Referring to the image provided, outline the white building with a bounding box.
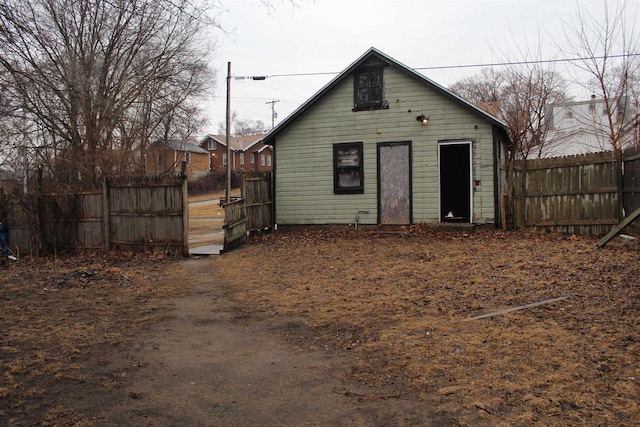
[542,96,636,158]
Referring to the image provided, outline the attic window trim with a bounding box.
[352,66,386,112]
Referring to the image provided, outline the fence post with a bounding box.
[181,174,189,256]
[615,149,624,223]
[102,177,111,250]
[241,171,246,199]
[519,159,527,230]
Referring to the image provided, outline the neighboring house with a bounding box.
[263,47,510,228]
[199,134,272,172]
[146,139,210,179]
[542,96,635,158]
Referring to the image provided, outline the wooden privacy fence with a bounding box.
[3,175,188,255]
[223,171,273,250]
[510,149,640,235]
[623,146,640,215]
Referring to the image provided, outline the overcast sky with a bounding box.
[202,0,638,136]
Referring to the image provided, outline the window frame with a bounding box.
[239,152,244,165]
[333,142,364,194]
[266,154,271,167]
[207,140,216,150]
[353,67,384,111]
[250,153,255,164]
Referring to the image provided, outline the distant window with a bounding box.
[250,153,255,164]
[565,110,573,118]
[353,67,383,110]
[223,153,227,165]
[334,142,363,194]
[207,140,216,150]
[260,154,265,166]
[240,152,244,165]
[267,155,271,167]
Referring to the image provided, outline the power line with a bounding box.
[414,53,640,71]
[259,53,640,78]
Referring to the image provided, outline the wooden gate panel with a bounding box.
[223,199,246,249]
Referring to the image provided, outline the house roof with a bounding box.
[155,139,209,154]
[263,47,507,145]
[200,134,266,152]
[255,145,272,154]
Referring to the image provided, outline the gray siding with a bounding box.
[275,66,496,225]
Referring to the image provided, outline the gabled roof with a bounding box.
[254,145,272,154]
[201,134,266,152]
[263,47,507,145]
[152,139,209,154]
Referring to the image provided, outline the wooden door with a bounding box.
[378,142,412,225]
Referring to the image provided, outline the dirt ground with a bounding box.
[1,226,639,426]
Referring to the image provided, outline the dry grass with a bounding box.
[2,227,638,426]
[0,252,185,426]
[187,190,226,203]
[189,202,225,220]
[211,227,640,426]
[188,190,240,220]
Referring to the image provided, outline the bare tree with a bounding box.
[218,111,267,136]
[560,0,640,152]
[0,0,219,189]
[450,67,569,160]
[450,58,569,229]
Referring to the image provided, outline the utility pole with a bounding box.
[225,70,269,203]
[225,62,231,203]
[266,99,280,129]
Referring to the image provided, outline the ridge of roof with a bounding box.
[157,139,209,154]
[200,133,266,151]
[263,47,507,144]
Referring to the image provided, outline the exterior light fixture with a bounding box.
[416,114,429,125]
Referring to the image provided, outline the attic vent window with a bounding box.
[353,67,383,111]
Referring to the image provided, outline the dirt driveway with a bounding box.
[81,258,448,426]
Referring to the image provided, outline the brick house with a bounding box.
[199,134,272,172]
[146,139,210,179]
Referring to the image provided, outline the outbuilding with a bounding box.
[263,48,510,228]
